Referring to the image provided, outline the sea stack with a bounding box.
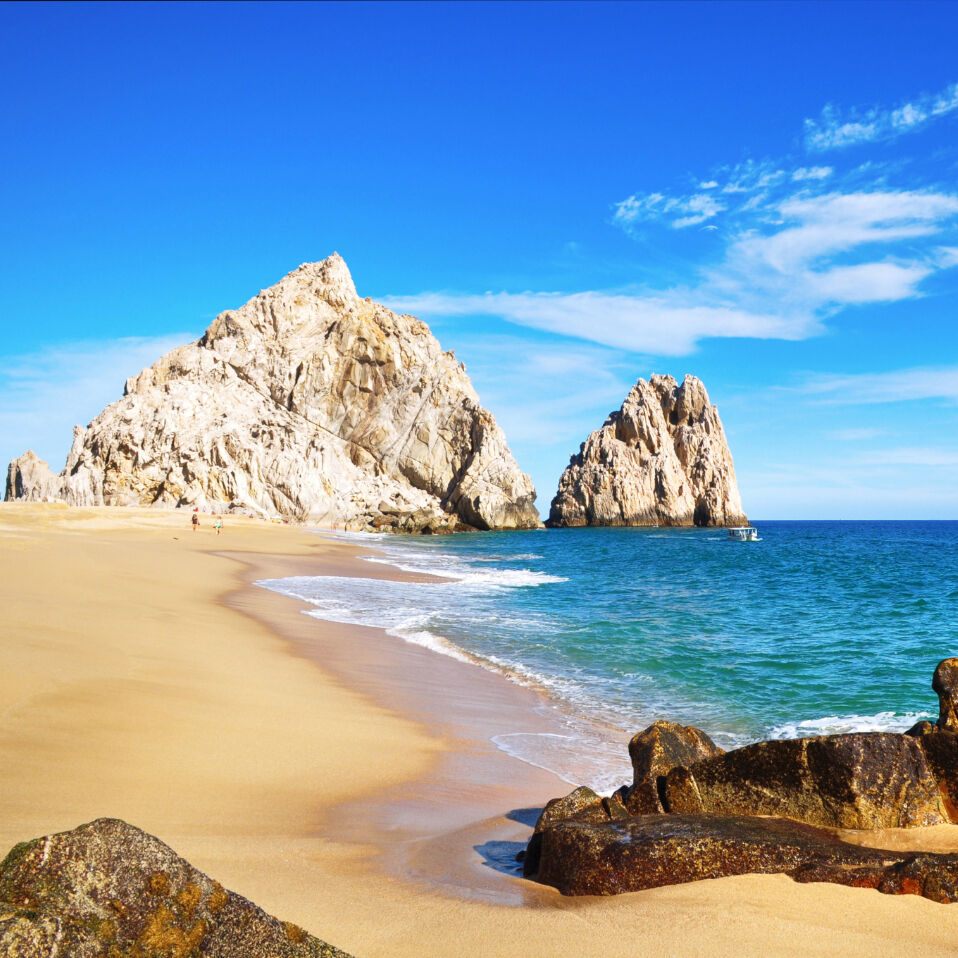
[548,374,746,527]
[4,255,541,532]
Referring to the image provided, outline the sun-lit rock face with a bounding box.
[548,374,746,527]
[5,255,541,531]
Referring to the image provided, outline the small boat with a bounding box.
[727,526,759,542]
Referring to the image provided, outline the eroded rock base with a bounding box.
[532,814,958,900]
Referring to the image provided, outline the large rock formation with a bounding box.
[0,818,351,956]
[548,374,746,527]
[4,255,541,532]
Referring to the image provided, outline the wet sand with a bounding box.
[4,502,958,956]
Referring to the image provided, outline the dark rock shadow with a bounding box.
[474,807,542,877]
[505,806,542,827]
[474,840,526,877]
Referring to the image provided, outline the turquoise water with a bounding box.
[259,521,958,789]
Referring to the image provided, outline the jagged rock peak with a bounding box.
[548,373,747,528]
[5,254,541,532]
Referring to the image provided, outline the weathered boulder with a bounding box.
[4,451,61,503]
[531,813,958,900]
[548,374,747,527]
[663,733,947,829]
[0,818,351,957]
[623,720,724,815]
[4,255,542,533]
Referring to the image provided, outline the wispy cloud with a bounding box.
[857,446,958,467]
[0,334,193,471]
[386,83,958,361]
[613,190,726,230]
[386,290,813,356]
[826,428,884,442]
[804,81,958,152]
[802,365,958,404]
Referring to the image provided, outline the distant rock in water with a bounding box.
[0,818,351,956]
[4,254,541,532]
[548,373,747,527]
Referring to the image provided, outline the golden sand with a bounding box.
[2,502,958,956]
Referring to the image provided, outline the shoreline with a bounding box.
[6,504,958,955]
[224,535,602,904]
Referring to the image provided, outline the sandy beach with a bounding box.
[3,503,958,956]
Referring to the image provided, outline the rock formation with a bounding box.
[4,255,541,532]
[5,450,62,503]
[548,374,747,527]
[532,813,958,900]
[663,732,948,828]
[0,818,351,956]
[523,657,958,900]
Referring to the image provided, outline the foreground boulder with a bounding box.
[533,814,958,900]
[0,818,351,957]
[4,254,541,533]
[548,374,747,527]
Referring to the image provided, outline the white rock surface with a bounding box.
[5,255,541,531]
[5,451,63,503]
[548,374,747,527]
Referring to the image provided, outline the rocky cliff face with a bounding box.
[5,255,541,531]
[548,374,746,527]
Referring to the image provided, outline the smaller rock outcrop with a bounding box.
[0,818,351,957]
[5,451,61,503]
[548,374,747,527]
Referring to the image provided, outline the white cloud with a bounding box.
[805,81,958,152]
[390,86,958,365]
[792,166,833,181]
[0,334,194,472]
[614,190,725,230]
[858,446,958,467]
[805,261,932,303]
[392,187,958,358]
[385,290,814,356]
[802,365,958,404]
[936,246,958,268]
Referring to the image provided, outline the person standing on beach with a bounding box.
[214,516,223,536]
[191,513,199,533]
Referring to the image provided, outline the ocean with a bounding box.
[258,521,958,793]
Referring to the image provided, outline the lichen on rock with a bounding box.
[0,818,352,956]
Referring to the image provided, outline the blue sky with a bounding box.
[2,1,958,518]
